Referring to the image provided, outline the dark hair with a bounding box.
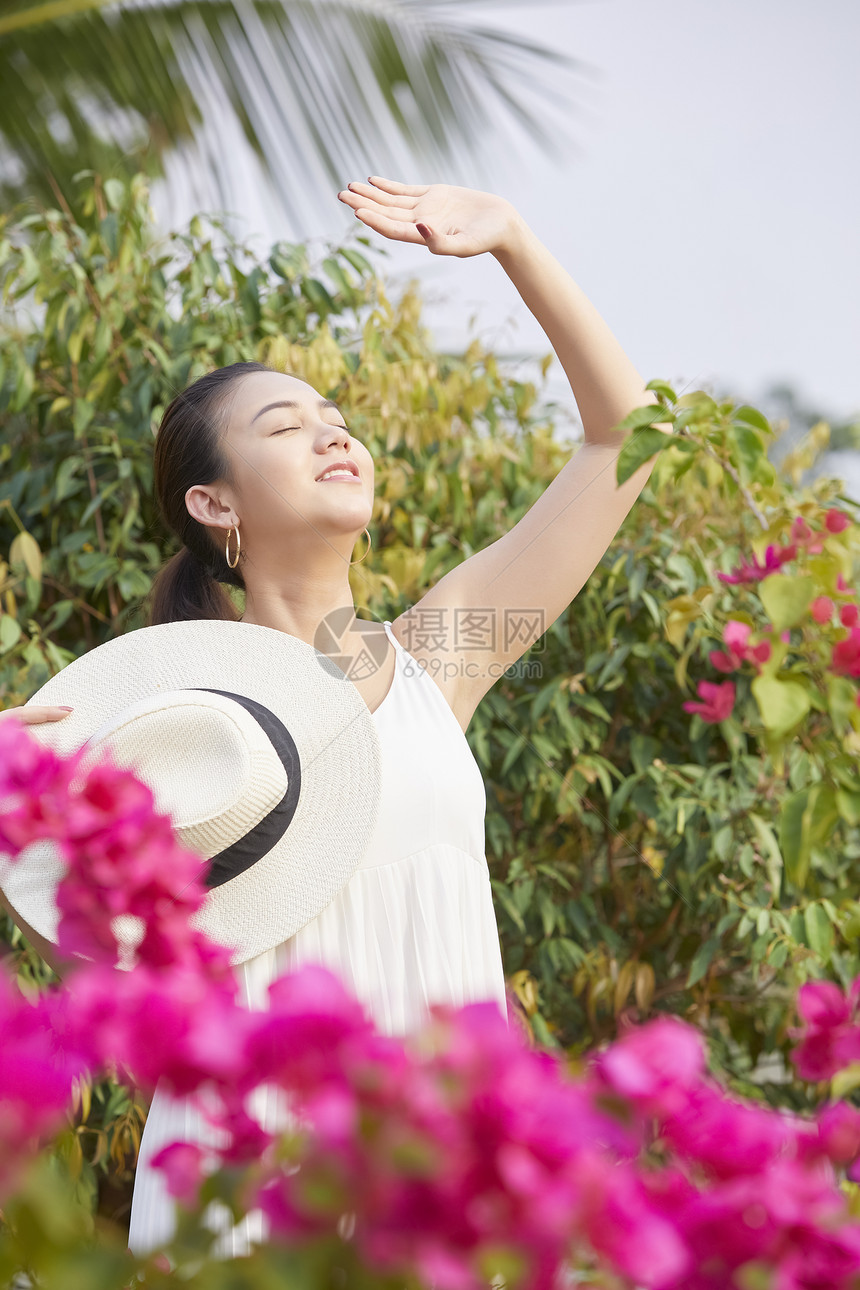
[145,361,272,625]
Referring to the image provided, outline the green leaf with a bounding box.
[749,812,783,902]
[751,673,811,738]
[780,790,812,888]
[687,936,719,987]
[645,378,677,404]
[616,425,670,485]
[340,247,373,277]
[103,178,125,211]
[0,615,22,652]
[734,405,772,434]
[9,531,42,582]
[491,882,526,934]
[54,455,84,504]
[730,423,765,484]
[780,785,838,889]
[615,404,670,434]
[804,903,834,962]
[827,675,858,734]
[537,889,557,939]
[836,788,860,827]
[758,574,815,632]
[500,732,528,776]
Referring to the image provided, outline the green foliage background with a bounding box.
[2,173,860,1251]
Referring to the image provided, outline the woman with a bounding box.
[0,176,669,1259]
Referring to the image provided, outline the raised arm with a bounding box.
[338,178,672,705]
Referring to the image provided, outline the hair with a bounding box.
[145,361,272,626]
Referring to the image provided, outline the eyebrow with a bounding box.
[251,398,342,424]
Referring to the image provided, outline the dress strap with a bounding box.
[382,620,405,653]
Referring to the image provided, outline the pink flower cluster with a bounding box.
[682,679,735,724]
[595,1016,860,1288]
[683,619,776,722]
[791,977,860,1082]
[717,543,795,586]
[0,717,235,977]
[6,718,860,1287]
[709,620,771,674]
[0,969,83,1200]
[717,510,851,587]
[688,508,857,725]
[245,982,692,1289]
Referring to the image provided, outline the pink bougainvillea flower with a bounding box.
[723,620,752,653]
[0,969,83,1202]
[710,621,772,675]
[812,596,835,624]
[816,1102,860,1171]
[718,544,795,585]
[150,1140,210,1206]
[575,1151,690,1289]
[11,709,860,1290]
[791,515,826,554]
[682,680,736,723]
[709,621,750,673]
[708,650,737,673]
[826,509,851,534]
[663,1082,794,1180]
[841,604,859,628]
[831,628,860,679]
[596,1016,705,1119]
[791,978,860,1082]
[799,979,856,1028]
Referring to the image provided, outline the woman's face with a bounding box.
[208,370,374,560]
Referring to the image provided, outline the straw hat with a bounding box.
[0,620,382,966]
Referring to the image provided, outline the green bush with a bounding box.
[2,172,860,1240]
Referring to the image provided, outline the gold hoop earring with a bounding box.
[349,527,372,566]
[225,525,241,569]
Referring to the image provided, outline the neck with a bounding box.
[240,576,364,648]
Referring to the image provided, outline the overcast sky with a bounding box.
[154,0,860,435]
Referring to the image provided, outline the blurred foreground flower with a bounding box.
[5,717,860,1288]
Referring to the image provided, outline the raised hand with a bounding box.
[337,177,524,258]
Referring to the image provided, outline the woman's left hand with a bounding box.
[337,177,524,258]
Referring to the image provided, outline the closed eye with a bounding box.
[271,425,351,435]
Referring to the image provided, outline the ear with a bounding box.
[184,484,236,529]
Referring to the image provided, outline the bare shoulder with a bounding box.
[388,589,485,735]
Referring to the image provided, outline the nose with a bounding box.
[320,422,350,452]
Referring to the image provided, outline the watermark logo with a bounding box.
[313,606,546,686]
[397,607,546,656]
[313,606,389,683]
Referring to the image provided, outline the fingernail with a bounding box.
[416,223,432,240]
[58,706,74,712]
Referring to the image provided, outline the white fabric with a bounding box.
[127,620,508,1259]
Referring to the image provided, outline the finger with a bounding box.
[16,706,74,724]
[352,207,426,244]
[343,181,417,210]
[367,175,428,199]
[338,191,417,224]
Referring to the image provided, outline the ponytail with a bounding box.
[143,361,271,626]
[145,546,239,626]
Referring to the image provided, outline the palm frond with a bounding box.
[0,0,588,228]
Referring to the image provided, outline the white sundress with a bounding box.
[126,618,510,1259]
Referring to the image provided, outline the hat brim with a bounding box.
[0,621,382,965]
